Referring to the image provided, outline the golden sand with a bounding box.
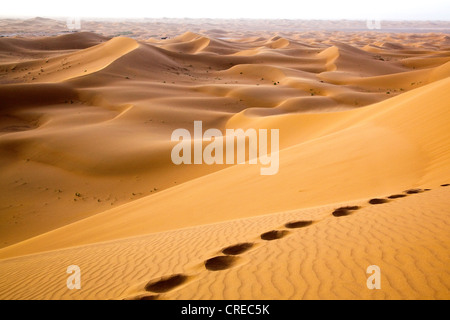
[0,19,449,299]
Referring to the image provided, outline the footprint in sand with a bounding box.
[441,184,450,187]
[284,220,313,229]
[260,230,289,241]
[222,243,254,256]
[368,198,389,205]
[144,274,190,293]
[332,206,360,217]
[205,256,239,271]
[388,194,407,199]
[404,189,425,194]
[126,294,160,300]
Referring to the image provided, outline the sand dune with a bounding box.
[0,36,138,83]
[0,186,448,300]
[0,20,449,300]
[161,32,211,54]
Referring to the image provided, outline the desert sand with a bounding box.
[0,18,449,300]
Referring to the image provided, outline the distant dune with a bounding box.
[0,19,449,300]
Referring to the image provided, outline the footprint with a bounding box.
[405,189,424,194]
[284,220,313,229]
[205,256,239,271]
[222,243,254,255]
[138,295,160,300]
[332,206,360,217]
[145,274,189,293]
[125,294,160,300]
[260,230,289,241]
[388,194,407,199]
[441,184,450,187]
[368,198,389,205]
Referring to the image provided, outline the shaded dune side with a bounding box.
[0,83,78,108]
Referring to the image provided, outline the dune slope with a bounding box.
[0,185,448,300]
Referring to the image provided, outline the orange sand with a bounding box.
[0,18,449,300]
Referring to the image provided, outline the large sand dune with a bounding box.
[0,20,449,300]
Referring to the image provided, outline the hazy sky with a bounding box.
[2,0,450,20]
